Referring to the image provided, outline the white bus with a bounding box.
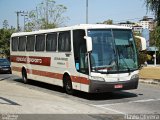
[10,24,143,94]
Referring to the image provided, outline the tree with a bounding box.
[27,0,68,31]
[145,0,160,26]
[3,20,9,29]
[103,19,113,25]
[153,26,160,53]
[0,23,15,58]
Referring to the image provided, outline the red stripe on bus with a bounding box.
[71,76,90,85]
[12,66,90,85]
[10,56,51,66]
[29,69,63,80]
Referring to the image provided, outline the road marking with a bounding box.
[90,98,160,115]
[130,99,155,103]
[93,98,160,107]
[92,104,125,114]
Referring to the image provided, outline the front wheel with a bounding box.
[64,76,74,95]
[22,69,28,84]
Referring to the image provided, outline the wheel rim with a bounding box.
[65,76,73,94]
[66,80,71,91]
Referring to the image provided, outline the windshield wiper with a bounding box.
[120,54,131,75]
[117,48,131,75]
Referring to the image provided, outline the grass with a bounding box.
[139,66,160,80]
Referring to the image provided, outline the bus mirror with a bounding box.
[84,36,92,52]
[135,36,146,51]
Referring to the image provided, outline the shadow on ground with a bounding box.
[13,78,137,101]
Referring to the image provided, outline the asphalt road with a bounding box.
[0,74,160,120]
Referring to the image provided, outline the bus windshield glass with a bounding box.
[88,29,138,73]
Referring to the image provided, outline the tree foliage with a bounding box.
[154,26,160,54]
[103,19,113,25]
[145,0,160,26]
[26,0,68,31]
[0,20,16,58]
[3,20,9,29]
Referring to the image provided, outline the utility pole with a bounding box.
[86,0,88,24]
[16,11,24,31]
[21,12,28,31]
[154,41,157,66]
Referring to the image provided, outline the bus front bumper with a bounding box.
[89,78,139,93]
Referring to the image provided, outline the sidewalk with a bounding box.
[139,66,160,85]
[139,79,160,85]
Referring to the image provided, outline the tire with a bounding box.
[64,75,74,95]
[9,69,12,74]
[22,69,28,84]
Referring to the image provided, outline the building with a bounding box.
[118,22,143,34]
[118,21,135,29]
[138,16,155,31]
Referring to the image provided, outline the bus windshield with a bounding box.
[88,29,138,73]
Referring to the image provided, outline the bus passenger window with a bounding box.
[18,36,26,51]
[12,37,19,51]
[58,31,71,52]
[26,35,35,51]
[46,33,57,51]
[35,34,45,51]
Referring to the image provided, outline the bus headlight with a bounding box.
[89,76,105,81]
[131,74,139,80]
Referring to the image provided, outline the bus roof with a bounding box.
[11,24,131,37]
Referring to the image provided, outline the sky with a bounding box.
[0,0,154,29]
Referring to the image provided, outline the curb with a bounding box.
[139,79,160,85]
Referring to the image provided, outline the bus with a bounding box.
[10,24,145,94]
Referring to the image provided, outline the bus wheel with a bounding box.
[22,69,28,84]
[64,75,74,95]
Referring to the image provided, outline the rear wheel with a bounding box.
[64,75,74,95]
[22,69,28,84]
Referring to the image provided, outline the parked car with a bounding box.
[0,58,12,74]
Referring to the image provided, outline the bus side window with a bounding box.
[46,33,57,51]
[73,30,89,75]
[58,31,71,52]
[18,36,26,51]
[12,37,19,51]
[26,35,35,51]
[35,34,45,51]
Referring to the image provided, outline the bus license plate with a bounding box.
[114,84,123,89]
